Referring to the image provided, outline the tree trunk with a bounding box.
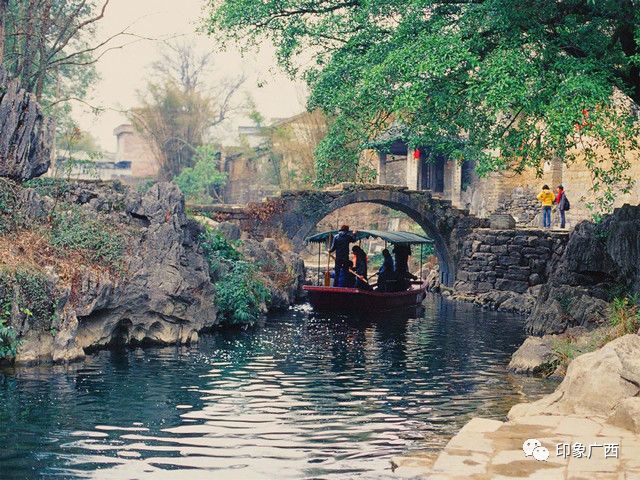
[0,0,8,66]
[35,0,51,99]
[19,0,39,91]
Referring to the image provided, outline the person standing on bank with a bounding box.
[555,185,570,229]
[537,185,554,229]
[329,225,357,287]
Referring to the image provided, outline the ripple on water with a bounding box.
[0,294,558,479]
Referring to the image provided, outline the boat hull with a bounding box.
[303,283,428,314]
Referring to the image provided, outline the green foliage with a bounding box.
[0,179,20,234]
[0,269,57,359]
[207,0,640,212]
[49,207,124,267]
[175,145,228,203]
[200,228,242,264]
[2,0,101,127]
[555,293,575,315]
[23,177,70,199]
[213,262,272,326]
[551,293,640,373]
[137,180,156,194]
[0,286,19,359]
[551,335,600,369]
[199,228,271,326]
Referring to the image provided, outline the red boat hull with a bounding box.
[303,283,428,314]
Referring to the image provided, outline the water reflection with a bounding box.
[0,295,556,479]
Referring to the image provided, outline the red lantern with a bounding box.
[413,148,421,159]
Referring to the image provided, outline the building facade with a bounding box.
[369,138,640,226]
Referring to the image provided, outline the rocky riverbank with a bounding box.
[0,179,304,365]
[395,333,640,479]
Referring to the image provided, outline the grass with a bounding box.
[550,293,640,375]
[49,206,124,268]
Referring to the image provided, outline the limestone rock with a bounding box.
[489,213,516,229]
[240,237,305,310]
[12,181,218,364]
[216,221,241,240]
[526,284,609,335]
[0,68,53,181]
[526,204,640,334]
[508,334,640,419]
[508,336,556,374]
[607,397,640,434]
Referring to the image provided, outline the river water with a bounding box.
[0,295,556,479]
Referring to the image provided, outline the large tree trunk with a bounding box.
[35,0,51,98]
[19,0,38,91]
[0,0,8,66]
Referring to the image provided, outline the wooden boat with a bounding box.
[303,229,433,314]
[303,282,428,314]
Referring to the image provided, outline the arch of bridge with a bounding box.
[279,187,469,286]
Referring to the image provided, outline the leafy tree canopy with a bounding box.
[206,0,640,211]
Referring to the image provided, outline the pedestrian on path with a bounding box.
[555,185,570,229]
[537,185,554,228]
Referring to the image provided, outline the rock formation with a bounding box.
[526,204,640,335]
[1,180,306,365]
[508,333,640,419]
[0,67,53,181]
[12,182,217,364]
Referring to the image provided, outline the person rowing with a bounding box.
[351,245,370,290]
[328,225,357,287]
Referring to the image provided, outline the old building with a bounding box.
[368,133,640,226]
[113,124,159,178]
[221,111,327,204]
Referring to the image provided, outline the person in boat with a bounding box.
[329,225,357,287]
[351,245,370,290]
[393,244,418,291]
[376,249,395,292]
[339,260,357,288]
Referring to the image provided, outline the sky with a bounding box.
[75,0,306,151]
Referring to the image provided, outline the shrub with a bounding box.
[0,289,19,358]
[175,146,227,203]
[199,228,271,326]
[49,207,124,267]
[22,177,70,198]
[0,269,56,359]
[214,262,271,326]
[200,228,241,264]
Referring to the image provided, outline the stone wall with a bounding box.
[454,228,570,312]
[493,186,542,226]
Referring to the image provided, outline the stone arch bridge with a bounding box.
[191,185,488,286]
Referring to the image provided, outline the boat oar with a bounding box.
[349,269,370,285]
[328,253,370,286]
[324,237,333,286]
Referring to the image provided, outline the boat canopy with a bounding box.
[305,229,433,245]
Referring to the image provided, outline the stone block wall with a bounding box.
[493,187,541,226]
[455,229,569,297]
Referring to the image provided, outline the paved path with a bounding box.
[394,415,640,479]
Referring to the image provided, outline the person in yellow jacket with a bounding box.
[537,185,555,228]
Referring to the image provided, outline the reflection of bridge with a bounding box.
[190,184,488,286]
